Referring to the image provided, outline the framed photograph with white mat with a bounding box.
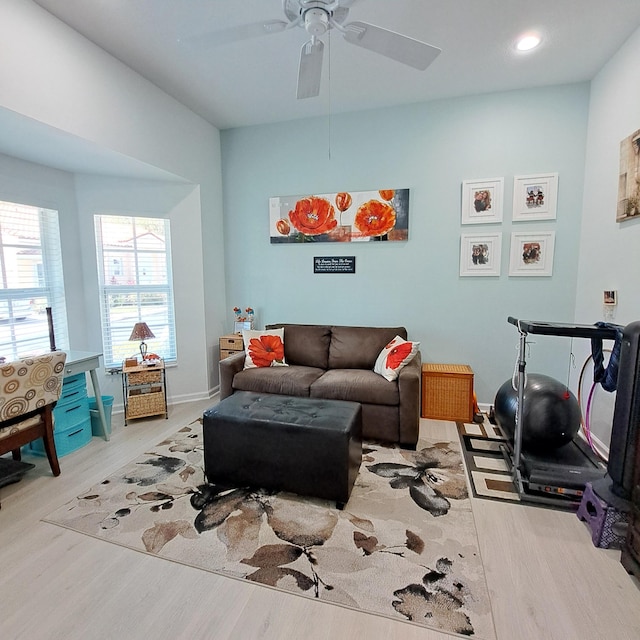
[512,173,558,221]
[460,233,502,276]
[461,178,504,224]
[508,231,555,276]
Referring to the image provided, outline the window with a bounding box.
[0,200,68,360]
[94,215,176,368]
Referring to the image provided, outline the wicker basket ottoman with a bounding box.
[203,391,362,508]
[421,363,474,422]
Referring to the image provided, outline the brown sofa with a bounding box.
[219,323,421,448]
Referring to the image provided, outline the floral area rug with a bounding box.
[44,420,496,639]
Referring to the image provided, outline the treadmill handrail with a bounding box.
[507,317,621,340]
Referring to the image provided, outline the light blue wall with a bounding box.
[221,83,591,402]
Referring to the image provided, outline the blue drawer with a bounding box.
[30,417,92,458]
[29,372,92,458]
[56,386,88,410]
[58,373,88,405]
[54,396,90,431]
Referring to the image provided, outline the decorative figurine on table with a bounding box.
[233,306,255,333]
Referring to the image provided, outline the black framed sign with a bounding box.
[313,256,356,274]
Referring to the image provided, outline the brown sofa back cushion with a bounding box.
[266,324,332,369]
[328,325,407,369]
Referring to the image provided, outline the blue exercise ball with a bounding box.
[494,374,581,453]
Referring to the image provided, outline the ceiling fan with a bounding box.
[194,0,441,99]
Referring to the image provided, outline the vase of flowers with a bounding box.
[233,306,255,333]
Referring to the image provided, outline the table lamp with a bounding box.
[129,322,155,361]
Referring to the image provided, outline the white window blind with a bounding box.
[0,200,68,360]
[94,215,176,369]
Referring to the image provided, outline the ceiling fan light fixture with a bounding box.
[515,32,542,52]
[304,8,329,36]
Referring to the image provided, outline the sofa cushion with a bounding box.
[267,324,331,369]
[242,328,287,369]
[374,336,420,381]
[310,369,400,405]
[232,365,324,397]
[328,325,407,370]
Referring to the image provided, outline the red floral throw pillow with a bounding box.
[373,336,419,381]
[242,329,288,369]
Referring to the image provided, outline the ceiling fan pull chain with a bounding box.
[328,27,332,161]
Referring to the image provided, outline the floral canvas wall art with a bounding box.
[617,128,640,222]
[270,189,409,243]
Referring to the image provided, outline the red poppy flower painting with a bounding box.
[248,335,285,368]
[354,200,396,237]
[288,196,337,236]
[270,189,408,244]
[386,341,413,370]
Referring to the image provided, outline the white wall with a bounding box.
[221,83,591,402]
[0,0,212,183]
[74,176,210,405]
[572,25,640,446]
[0,153,86,346]
[0,0,227,402]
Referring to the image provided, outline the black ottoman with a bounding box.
[203,391,362,507]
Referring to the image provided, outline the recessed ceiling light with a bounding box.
[516,33,542,52]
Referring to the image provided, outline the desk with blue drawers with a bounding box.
[63,351,110,442]
[30,350,110,458]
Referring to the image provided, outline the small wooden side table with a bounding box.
[219,334,244,360]
[122,360,167,425]
[421,363,474,422]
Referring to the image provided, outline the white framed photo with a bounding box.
[461,178,504,224]
[509,231,555,276]
[460,233,502,277]
[512,173,558,221]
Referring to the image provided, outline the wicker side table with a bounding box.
[421,363,474,422]
[219,334,244,360]
[122,360,167,425]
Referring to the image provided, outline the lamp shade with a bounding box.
[129,322,155,341]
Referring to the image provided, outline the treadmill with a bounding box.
[500,317,619,508]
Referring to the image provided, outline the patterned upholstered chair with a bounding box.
[0,352,67,502]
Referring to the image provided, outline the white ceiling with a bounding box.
[5,0,640,180]
[29,0,640,131]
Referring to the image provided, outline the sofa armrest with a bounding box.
[397,350,421,448]
[219,351,245,400]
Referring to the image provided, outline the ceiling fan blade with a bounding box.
[185,20,288,48]
[342,21,441,70]
[297,39,324,100]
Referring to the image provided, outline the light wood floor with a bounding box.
[1,399,639,640]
